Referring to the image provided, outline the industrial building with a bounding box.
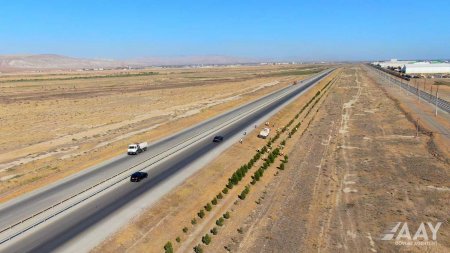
[401,63,450,74]
[372,59,415,69]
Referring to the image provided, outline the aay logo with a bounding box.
[381,222,442,246]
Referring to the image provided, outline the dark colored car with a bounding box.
[130,171,148,182]
[213,135,224,143]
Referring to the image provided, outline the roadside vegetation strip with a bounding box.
[200,72,338,250]
[168,71,340,252]
[0,71,159,83]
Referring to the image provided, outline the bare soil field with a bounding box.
[231,66,449,253]
[0,64,325,202]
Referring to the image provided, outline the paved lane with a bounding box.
[0,70,333,252]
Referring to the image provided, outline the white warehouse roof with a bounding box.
[402,63,450,74]
[376,60,415,68]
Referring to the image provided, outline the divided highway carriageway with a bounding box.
[0,68,333,253]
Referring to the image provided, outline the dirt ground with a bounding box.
[368,69,450,161]
[93,67,449,253]
[231,66,449,253]
[0,64,325,202]
[389,75,450,102]
[91,67,339,253]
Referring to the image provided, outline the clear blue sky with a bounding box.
[1,0,449,61]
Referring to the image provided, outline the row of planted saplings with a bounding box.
[165,75,336,253]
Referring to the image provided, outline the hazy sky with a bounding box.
[1,0,449,61]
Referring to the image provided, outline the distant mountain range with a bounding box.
[0,54,258,71]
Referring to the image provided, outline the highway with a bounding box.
[368,64,450,113]
[0,69,333,252]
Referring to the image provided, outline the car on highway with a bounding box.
[213,135,224,142]
[130,172,148,182]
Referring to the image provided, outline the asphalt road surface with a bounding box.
[0,69,333,253]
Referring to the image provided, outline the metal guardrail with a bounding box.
[367,65,450,113]
[0,69,334,244]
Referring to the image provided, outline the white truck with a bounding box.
[127,142,148,155]
[258,127,270,139]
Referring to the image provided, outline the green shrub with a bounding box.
[216,217,224,226]
[254,171,261,181]
[198,210,205,218]
[236,170,243,180]
[164,241,173,253]
[223,212,230,219]
[193,244,203,253]
[222,187,229,194]
[191,218,197,225]
[212,198,218,205]
[211,227,218,235]
[279,163,285,170]
[182,227,188,233]
[176,237,181,243]
[202,234,211,245]
[217,193,223,199]
[205,203,212,212]
[239,186,250,200]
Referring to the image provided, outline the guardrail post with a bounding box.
[435,86,439,116]
[416,118,420,137]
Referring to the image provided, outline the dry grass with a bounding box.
[0,64,327,202]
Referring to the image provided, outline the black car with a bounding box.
[130,171,148,182]
[213,135,224,142]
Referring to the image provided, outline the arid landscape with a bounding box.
[91,66,449,253]
[1,2,449,253]
[0,64,325,202]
